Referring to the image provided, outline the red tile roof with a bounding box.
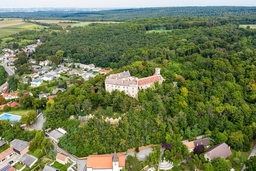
[56,153,68,161]
[138,75,162,85]
[9,102,20,107]
[0,165,15,171]
[0,148,14,161]
[87,153,125,169]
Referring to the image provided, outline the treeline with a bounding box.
[1,7,256,21]
[0,66,7,85]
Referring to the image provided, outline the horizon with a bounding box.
[1,0,255,9]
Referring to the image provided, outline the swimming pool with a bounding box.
[0,113,21,122]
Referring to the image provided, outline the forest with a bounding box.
[1,11,256,170]
[0,66,7,85]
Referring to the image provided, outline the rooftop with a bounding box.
[87,153,125,169]
[43,165,59,171]
[10,139,29,152]
[19,153,38,167]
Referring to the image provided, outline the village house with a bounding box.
[99,69,113,75]
[39,60,52,66]
[39,93,50,99]
[56,153,69,165]
[19,153,38,168]
[183,138,210,152]
[0,148,15,164]
[105,68,164,98]
[2,93,19,100]
[0,165,16,171]
[43,165,59,171]
[47,128,67,143]
[10,139,29,155]
[29,73,39,79]
[204,143,232,161]
[86,152,125,171]
[30,79,43,87]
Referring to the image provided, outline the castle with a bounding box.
[105,68,164,98]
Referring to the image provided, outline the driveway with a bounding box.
[241,145,256,171]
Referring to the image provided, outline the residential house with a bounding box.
[0,165,16,171]
[99,69,113,75]
[43,165,59,171]
[56,153,69,165]
[39,60,52,66]
[29,73,39,79]
[0,141,6,148]
[105,68,164,98]
[2,93,19,100]
[28,59,37,64]
[92,67,101,72]
[52,88,65,95]
[10,139,29,155]
[47,128,67,143]
[86,152,125,171]
[204,143,232,161]
[19,154,37,168]
[88,64,95,70]
[183,138,210,152]
[21,78,30,84]
[39,93,50,99]
[8,102,20,108]
[30,79,43,87]
[0,148,15,164]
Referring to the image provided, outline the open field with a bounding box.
[31,19,119,28]
[239,24,256,29]
[146,30,173,33]
[0,18,46,38]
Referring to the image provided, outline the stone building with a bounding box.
[105,68,164,98]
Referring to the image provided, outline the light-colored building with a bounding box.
[10,139,29,155]
[56,153,69,165]
[86,152,125,171]
[204,143,232,161]
[30,79,43,87]
[19,154,38,168]
[105,68,164,98]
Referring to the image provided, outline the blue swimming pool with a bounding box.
[0,113,21,122]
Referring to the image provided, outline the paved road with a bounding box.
[0,59,14,75]
[33,114,46,130]
[241,145,256,171]
[126,147,153,161]
[53,143,87,171]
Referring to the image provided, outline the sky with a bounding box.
[1,0,255,8]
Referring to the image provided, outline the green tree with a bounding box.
[212,158,231,171]
[8,75,19,91]
[245,156,256,171]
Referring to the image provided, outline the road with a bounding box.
[53,143,87,171]
[241,145,256,171]
[0,58,14,92]
[33,113,46,130]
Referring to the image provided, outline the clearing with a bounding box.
[239,24,256,29]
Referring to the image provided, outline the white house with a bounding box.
[30,79,43,87]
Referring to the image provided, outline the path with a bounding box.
[241,145,256,171]
[0,58,14,92]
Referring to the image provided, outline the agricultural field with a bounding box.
[0,18,46,38]
[239,24,256,29]
[30,19,119,28]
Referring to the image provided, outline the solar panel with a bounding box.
[0,165,11,171]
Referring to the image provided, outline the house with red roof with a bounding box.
[86,152,125,171]
[9,102,20,108]
[0,165,16,171]
[105,68,164,98]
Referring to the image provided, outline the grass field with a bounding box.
[239,25,256,29]
[146,30,172,33]
[31,19,119,28]
[0,110,34,116]
[0,18,46,38]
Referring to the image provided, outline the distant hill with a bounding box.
[1,6,256,21]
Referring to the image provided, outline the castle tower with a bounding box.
[112,151,119,171]
[155,68,161,75]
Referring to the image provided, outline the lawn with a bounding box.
[14,162,25,170]
[0,110,34,116]
[0,144,10,153]
[239,25,256,29]
[28,149,44,158]
[146,30,173,33]
[52,161,69,171]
